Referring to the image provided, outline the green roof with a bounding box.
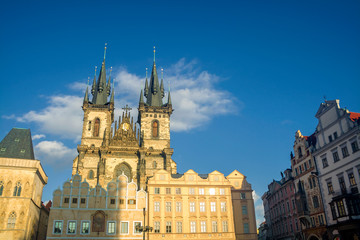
[0,128,35,160]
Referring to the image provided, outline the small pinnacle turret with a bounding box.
[139,89,144,104]
[84,86,89,104]
[167,91,172,105]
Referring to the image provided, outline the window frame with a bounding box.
[80,220,90,235]
[67,220,77,235]
[120,221,129,235]
[107,221,116,235]
[133,221,142,234]
[53,220,63,234]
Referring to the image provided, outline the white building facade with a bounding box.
[313,100,360,240]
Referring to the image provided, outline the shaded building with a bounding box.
[0,128,48,240]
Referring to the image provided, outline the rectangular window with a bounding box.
[110,199,115,204]
[176,222,182,233]
[295,168,298,176]
[166,221,171,233]
[121,222,128,234]
[189,188,195,195]
[322,157,329,168]
[292,199,296,209]
[351,141,359,153]
[348,172,356,186]
[221,202,227,212]
[67,221,76,234]
[200,202,205,212]
[334,132,338,139]
[313,196,319,208]
[72,198,77,204]
[304,162,308,171]
[212,221,218,232]
[341,146,349,158]
[54,221,63,234]
[244,223,249,233]
[209,188,216,195]
[81,221,90,234]
[166,188,171,194]
[241,193,246,199]
[190,221,196,233]
[201,221,206,232]
[107,221,116,234]
[336,200,346,217]
[287,201,290,211]
[309,178,313,189]
[134,222,142,234]
[166,202,172,212]
[176,202,182,212]
[176,188,181,194]
[190,202,195,212]
[308,159,312,168]
[199,188,204,195]
[333,151,340,162]
[327,181,334,194]
[81,198,86,204]
[154,202,160,212]
[338,177,346,193]
[154,187,160,194]
[211,202,216,212]
[313,177,317,188]
[222,221,228,232]
[328,135,333,142]
[119,199,124,204]
[220,188,225,195]
[128,199,136,205]
[154,221,160,233]
[242,205,248,215]
[64,197,69,203]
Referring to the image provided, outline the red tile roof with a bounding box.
[350,112,360,122]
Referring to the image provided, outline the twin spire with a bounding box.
[141,47,172,107]
[84,44,114,105]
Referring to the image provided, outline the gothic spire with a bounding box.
[144,68,148,98]
[139,89,144,104]
[144,47,163,106]
[92,44,109,105]
[160,68,164,98]
[110,81,115,104]
[167,91,172,105]
[84,77,89,104]
[107,67,112,96]
[91,66,97,95]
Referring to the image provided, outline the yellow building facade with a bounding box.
[46,48,257,240]
[0,128,48,240]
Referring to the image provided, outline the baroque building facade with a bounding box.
[46,48,257,240]
[0,128,49,240]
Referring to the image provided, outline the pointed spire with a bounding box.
[160,68,164,98]
[146,47,163,106]
[110,80,114,104]
[107,67,112,96]
[91,66,97,95]
[84,77,89,103]
[92,44,109,105]
[144,68,149,98]
[139,89,144,104]
[168,91,172,105]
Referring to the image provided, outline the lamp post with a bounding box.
[135,208,153,240]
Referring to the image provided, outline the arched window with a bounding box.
[153,161,157,169]
[88,170,94,179]
[298,147,302,157]
[0,181,3,196]
[115,163,132,182]
[13,182,21,196]
[7,212,16,229]
[94,118,100,137]
[152,121,159,137]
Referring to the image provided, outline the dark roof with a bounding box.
[198,174,209,179]
[171,173,209,179]
[0,128,35,160]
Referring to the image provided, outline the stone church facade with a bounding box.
[46,48,257,240]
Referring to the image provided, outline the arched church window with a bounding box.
[94,118,100,137]
[88,170,94,179]
[7,212,16,229]
[13,182,21,196]
[152,121,159,137]
[115,163,132,182]
[0,181,3,196]
[153,161,157,169]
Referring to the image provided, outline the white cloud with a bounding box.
[16,95,83,141]
[113,58,240,131]
[32,134,46,140]
[68,81,88,91]
[253,191,265,228]
[34,140,77,167]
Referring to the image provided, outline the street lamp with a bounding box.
[135,208,153,240]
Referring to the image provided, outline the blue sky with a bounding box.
[1,0,359,227]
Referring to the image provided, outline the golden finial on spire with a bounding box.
[104,43,108,61]
[153,46,156,62]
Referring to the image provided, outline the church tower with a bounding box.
[74,44,115,187]
[137,48,176,185]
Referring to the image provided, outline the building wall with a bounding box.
[47,173,147,239]
[0,157,48,240]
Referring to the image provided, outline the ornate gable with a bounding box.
[110,106,139,147]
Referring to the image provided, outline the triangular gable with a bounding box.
[315,100,339,118]
[226,169,245,179]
